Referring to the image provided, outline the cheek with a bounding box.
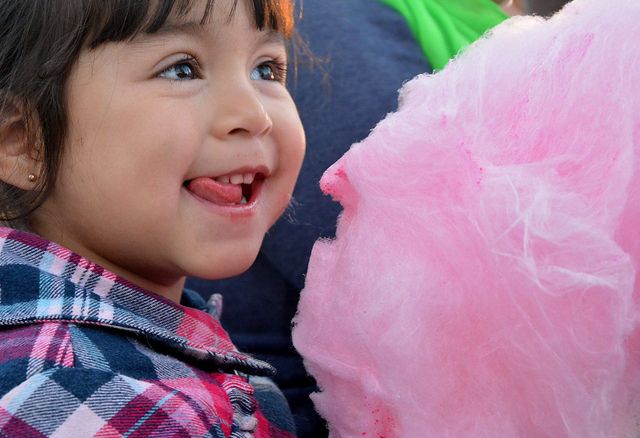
[276,122,305,214]
[69,101,201,179]
[277,109,306,173]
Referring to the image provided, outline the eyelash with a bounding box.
[157,55,202,81]
[157,56,288,83]
[259,59,288,83]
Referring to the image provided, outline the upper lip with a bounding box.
[184,165,271,185]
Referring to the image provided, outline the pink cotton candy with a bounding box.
[292,0,640,436]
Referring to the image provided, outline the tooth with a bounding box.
[240,196,248,204]
[230,174,244,185]
[216,175,230,184]
[243,173,255,184]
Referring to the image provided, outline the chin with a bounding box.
[186,245,261,280]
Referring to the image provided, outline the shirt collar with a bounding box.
[0,227,275,376]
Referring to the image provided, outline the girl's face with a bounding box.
[31,0,305,301]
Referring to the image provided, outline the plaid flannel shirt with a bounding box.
[0,227,296,437]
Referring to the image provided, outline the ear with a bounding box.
[0,100,42,190]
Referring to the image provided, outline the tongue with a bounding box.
[187,177,243,205]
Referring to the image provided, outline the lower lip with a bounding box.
[185,180,264,219]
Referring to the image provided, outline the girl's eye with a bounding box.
[158,59,201,81]
[251,61,287,83]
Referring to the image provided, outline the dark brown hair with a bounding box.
[0,0,294,227]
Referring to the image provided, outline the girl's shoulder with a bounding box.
[0,321,296,437]
[0,321,236,436]
[0,228,296,436]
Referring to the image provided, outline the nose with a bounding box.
[211,81,273,139]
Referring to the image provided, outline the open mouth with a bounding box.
[184,172,265,206]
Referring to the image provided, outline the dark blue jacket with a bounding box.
[188,1,431,435]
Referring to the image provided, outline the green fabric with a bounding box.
[381,0,508,70]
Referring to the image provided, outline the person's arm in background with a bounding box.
[500,0,527,15]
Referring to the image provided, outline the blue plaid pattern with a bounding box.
[0,227,296,437]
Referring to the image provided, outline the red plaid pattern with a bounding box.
[0,227,296,437]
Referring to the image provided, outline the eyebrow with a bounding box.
[256,29,286,47]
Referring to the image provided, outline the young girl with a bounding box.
[0,0,304,436]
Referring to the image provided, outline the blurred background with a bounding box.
[521,0,573,16]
